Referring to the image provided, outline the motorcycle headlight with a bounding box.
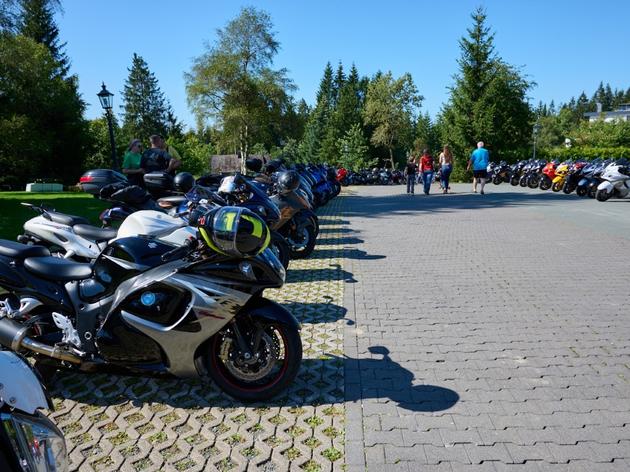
[1,412,68,472]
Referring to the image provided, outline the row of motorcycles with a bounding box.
[488,158,630,201]
[336,168,405,186]
[0,160,342,469]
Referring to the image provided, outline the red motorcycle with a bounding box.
[539,161,558,190]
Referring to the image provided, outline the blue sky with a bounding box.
[57,0,630,130]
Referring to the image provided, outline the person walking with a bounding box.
[438,145,454,194]
[420,149,435,195]
[404,157,418,195]
[467,141,489,194]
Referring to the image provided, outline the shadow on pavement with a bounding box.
[345,346,459,412]
[307,248,386,261]
[343,189,588,218]
[49,346,457,412]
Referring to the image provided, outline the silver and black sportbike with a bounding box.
[0,206,302,401]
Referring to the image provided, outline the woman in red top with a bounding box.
[419,149,435,195]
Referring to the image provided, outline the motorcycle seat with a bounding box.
[46,211,90,226]
[24,256,92,281]
[0,240,51,259]
[73,224,117,242]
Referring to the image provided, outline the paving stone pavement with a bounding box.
[342,183,630,471]
[47,196,347,472]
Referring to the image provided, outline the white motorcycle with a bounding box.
[595,163,630,202]
[0,351,68,471]
[17,188,206,262]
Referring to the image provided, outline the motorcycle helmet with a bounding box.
[174,172,195,193]
[246,157,263,173]
[276,170,300,194]
[195,206,270,258]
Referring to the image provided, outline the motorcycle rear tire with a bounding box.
[562,183,574,194]
[207,321,302,401]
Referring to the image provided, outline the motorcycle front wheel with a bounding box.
[576,186,588,197]
[596,188,612,202]
[510,176,519,186]
[492,175,502,185]
[270,231,290,269]
[539,176,552,190]
[551,181,563,192]
[207,320,302,401]
[288,222,317,259]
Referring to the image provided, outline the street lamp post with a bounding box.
[97,83,118,171]
[532,122,542,160]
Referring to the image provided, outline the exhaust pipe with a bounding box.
[0,317,81,364]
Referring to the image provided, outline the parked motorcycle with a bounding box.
[0,206,302,401]
[596,162,630,201]
[539,161,558,190]
[491,161,511,185]
[0,351,68,471]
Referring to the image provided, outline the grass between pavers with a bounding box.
[0,192,108,240]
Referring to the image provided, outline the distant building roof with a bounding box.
[584,104,630,121]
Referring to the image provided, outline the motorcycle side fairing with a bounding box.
[23,215,104,259]
[597,181,614,192]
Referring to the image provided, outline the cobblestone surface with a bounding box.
[343,183,630,471]
[48,196,347,472]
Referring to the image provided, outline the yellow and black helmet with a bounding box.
[196,206,270,258]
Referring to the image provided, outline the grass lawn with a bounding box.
[0,192,109,240]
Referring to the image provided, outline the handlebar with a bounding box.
[160,237,197,262]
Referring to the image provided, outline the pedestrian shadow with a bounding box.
[48,346,456,412]
[279,301,352,324]
[345,346,459,412]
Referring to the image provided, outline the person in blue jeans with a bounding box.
[419,149,435,195]
[404,157,417,194]
[467,141,490,194]
[438,145,454,194]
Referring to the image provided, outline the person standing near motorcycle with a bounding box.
[141,135,181,174]
[438,145,454,194]
[420,149,435,195]
[404,157,418,194]
[122,138,146,186]
[467,141,489,194]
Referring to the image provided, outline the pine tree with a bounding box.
[18,0,68,75]
[121,53,176,141]
[441,7,532,174]
[333,62,345,106]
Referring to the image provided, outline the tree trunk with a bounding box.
[388,146,395,171]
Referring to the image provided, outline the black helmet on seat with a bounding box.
[246,158,263,173]
[174,172,195,193]
[276,170,300,194]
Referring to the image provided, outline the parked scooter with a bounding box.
[0,351,68,471]
[0,207,302,401]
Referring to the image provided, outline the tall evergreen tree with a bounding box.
[18,0,67,75]
[441,7,533,175]
[121,53,176,141]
